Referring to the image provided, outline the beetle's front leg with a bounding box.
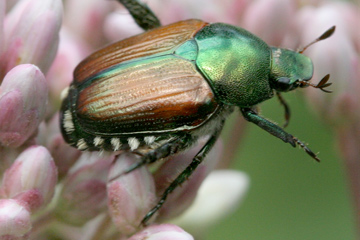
[240,107,320,161]
[116,0,161,30]
[241,107,296,146]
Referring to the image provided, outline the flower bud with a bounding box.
[0,1,4,56]
[0,199,31,239]
[128,224,193,240]
[55,152,113,225]
[0,146,57,212]
[63,0,114,48]
[296,2,360,126]
[242,0,296,46]
[40,114,81,178]
[46,28,88,109]
[0,64,48,147]
[294,2,360,229]
[171,170,249,236]
[103,11,143,43]
[107,153,156,235]
[1,0,63,75]
[149,0,247,25]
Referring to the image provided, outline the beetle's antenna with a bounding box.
[298,26,336,54]
[299,74,332,93]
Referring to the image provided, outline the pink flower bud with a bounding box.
[0,64,48,147]
[154,138,223,221]
[39,114,81,178]
[171,170,249,235]
[46,28,88,107]
[103,0,248,43]
[294,2,360,229]
[63,0,115,48]
[1,146,57,212]
[128,224,193,240]
[0,199,31,239]
[103,11,143,43]
[296,2,360,125]
[1,0,62,75]
[146,0,247,25]
[242,0,296,45]
[107,153,156,235]
[0,1,4,56]
[47,134,81,178]
[55,152,113,225]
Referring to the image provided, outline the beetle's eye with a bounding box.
[276,77,292,91]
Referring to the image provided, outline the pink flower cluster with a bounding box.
[0,0,359,239]
[0,1,249,239]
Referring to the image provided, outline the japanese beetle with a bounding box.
[60,0,335,224]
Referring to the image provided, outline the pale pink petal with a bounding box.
[0,64,47,147]
[128,224,193,240]
[0,199,31,239]
[2,0,62,75]
[108,153,156,235]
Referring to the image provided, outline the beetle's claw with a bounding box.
[293,137,320,162]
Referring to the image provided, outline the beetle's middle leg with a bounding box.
[141,121,225,225]
[123,134,196,174]
[116,0,161,30]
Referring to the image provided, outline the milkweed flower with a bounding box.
[0,146,57,212]
[55,152,113,226]
[0,64,47,148]
[242,0,296,46]
[128,224,194,240]
[0,199,31,240]
[0,0,62,238]
[107,153,157,235]
[0,0,62,78]
[8,0,358,239]
[293,0,360,233]
[170,170,249,238]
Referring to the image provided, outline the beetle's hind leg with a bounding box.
[141,121,225,225]
[116,0,161,30]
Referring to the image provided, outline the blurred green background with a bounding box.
[207,92,357,240]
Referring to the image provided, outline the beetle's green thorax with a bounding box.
[194,23,273,107]
[270,47,313,92]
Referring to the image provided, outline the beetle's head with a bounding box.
[269,47,313,92]
[269,26,336,94]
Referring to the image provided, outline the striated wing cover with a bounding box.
[73,19,207,84]
[75,55,219,134]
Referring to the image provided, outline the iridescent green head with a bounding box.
[269,47,313,92]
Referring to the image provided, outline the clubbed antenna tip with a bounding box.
[299,74,332,93]
[299,26,336,54]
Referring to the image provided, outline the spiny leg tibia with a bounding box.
[240,107,320,161]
